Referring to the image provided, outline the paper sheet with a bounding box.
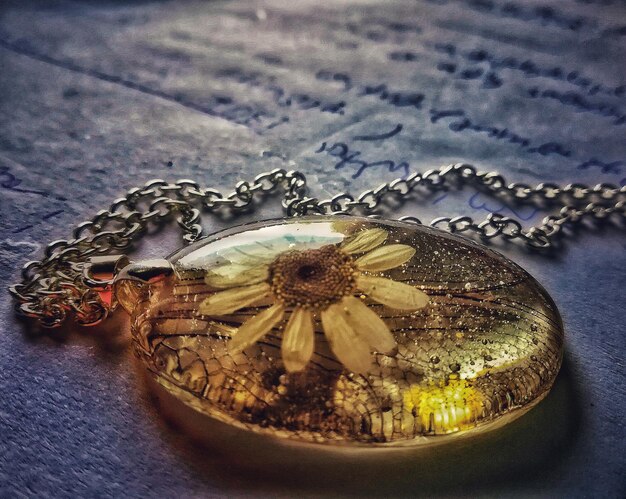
[0,1,624,497]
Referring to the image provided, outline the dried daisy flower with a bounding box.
[199,228,429,374]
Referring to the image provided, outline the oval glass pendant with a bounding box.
[115,216,563,449]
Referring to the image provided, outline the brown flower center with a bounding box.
[268,245,358,309]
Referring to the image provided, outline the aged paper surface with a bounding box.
[0,1,624,497]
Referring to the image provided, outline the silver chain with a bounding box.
[9,163,625,328]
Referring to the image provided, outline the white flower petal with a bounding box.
[357,276,429,310]
[228,303,285,353]
[281,308,315,372]
[340,296,396,353]
[340,228,388,254]
[321,300,372,374]
[198,282,270,316]
[205,265,269,289]
[355,244,416,272]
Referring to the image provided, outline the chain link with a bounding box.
[9,164,625,327]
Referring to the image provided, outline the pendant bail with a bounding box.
[83,255,131,289]
[83,255,131,310]
[112,259,174,314]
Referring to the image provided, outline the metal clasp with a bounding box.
[83,255,131,290]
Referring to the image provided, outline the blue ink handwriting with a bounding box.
[577,158,624,174]
[316,70,353,90]
[430,43,625,98]
[468,192,539,221]
[431,192,539,221]
[0,165,67,201]
[353,124,403,141]
[11,209,65,234]
[358,84,424,109]
[429,109,572,158]
[316,142,410,179]
[217,68,346,116]
[438,0,591,32]
[528,87,625,125]
[345,18,422,46]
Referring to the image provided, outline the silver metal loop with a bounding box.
[431,217,452,230]
[398,216,422,225]
[448,216,474,233]
[564,183,591,199]
[536,183,561,199]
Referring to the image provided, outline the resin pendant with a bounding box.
[114,216,563,448]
